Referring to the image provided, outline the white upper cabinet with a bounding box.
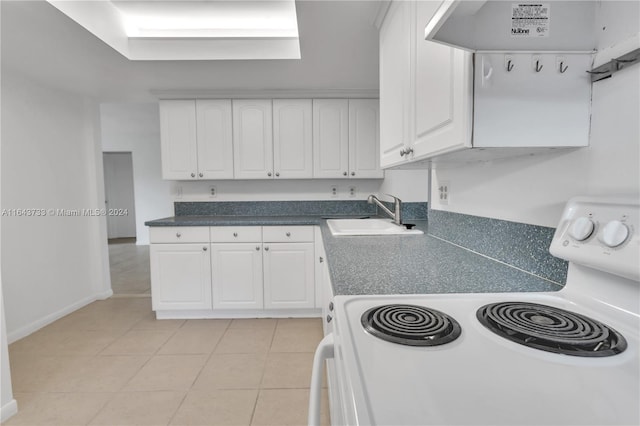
[313,99,382,178]
[160,100,199,180]
[349,99,383,178]
[196,100,234,179]
[379,1,412,169]
[313,99,349,178]
[380,1,472,168]
[160,99,234,180]
[233,100,274,180]
[273,100,313,179]
[410,1,473,159]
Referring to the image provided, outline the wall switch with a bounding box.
[330,186,339,198]
[438,181,450,205]
[349,186,357,198]
[209,185,217,198]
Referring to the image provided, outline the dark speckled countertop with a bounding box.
[319,221,561,295]
[146,216,561,295]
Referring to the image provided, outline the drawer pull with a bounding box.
[319,256,324,263]
[265,246,270,251]
[233,232,238,237]
[176,232,181,238]
[202,247,208,251]
[286,232,291,237]
[329,302,334,311]
[256,246,261,251]
[326,315,333,323]
[191,173,196,178]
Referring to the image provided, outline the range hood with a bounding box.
[425,1,596,52]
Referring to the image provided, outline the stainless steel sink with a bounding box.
[326,218,423,236]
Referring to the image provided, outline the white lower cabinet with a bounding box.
[149,226,318,316]
[150,243,212,311]
[263,242,315,309]
[211,243,264,310]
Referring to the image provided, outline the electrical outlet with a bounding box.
[438,181,450,205]
[349,186,357,198]
[330,186,339,198]
[175,185,183,199]
[209,185,217,198]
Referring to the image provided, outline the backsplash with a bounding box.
[427,209,567,285]
[175,200,428,220]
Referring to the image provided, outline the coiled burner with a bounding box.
[477,302,627,357]
[361,304,461,346]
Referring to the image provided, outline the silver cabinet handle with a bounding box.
[286,232,291,237]
[319,256,324,263]
[343,171,347,176]
[400,149,406,157]
[329,302,334,311]
[351,172,355,176]
[275,172,280,177]
[326,315,332,323]
[256,246,261,251]
[268,172,272,177]
[202,246,208,251]
[191,173,196,178]
[406,147,414,155]
[233,232,238,237]
[199,172,203,178]
[264,246,269,251]
[176,232,181,238]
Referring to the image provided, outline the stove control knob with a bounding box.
[569,217,595,241]
[599,220,629,248]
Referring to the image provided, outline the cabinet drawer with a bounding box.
[210,226,262,242]
[263,226,314,243]
[149,226,210,243]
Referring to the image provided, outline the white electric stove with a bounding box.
[309,196,640,426]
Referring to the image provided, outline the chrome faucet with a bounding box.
[368,194,402,226]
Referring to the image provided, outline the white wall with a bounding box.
[1,70,111,341]
[100,103,173,245]
[178,169,428,202]
[431,2,640,227]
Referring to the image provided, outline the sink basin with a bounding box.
[326,218,424,236]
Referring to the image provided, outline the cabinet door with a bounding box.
[411,1,473,158]
[159,100,198,180]
[211,243,264,310]
[150,243,212,310]
[349,99,383,178]
[233,100,274,180]
[379,1,412,169]
[273,99,313,179]
[263,243,315,309]
[312,99,349,178]
[196,100,234,179]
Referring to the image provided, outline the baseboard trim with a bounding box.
[155,308,322,320]
[0,399,18,423]
[7,292,109,344]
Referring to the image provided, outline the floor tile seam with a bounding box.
[82,389,120,426]
[255,326,278,393]
[166,390,191,426]
[196,321,233,366]
[114,354,155,393]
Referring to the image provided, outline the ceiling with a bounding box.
[47,0,302,60]
[1,0,382,102]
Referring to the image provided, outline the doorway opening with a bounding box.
[103,152,150,296]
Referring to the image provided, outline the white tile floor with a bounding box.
[7,243,329,425]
